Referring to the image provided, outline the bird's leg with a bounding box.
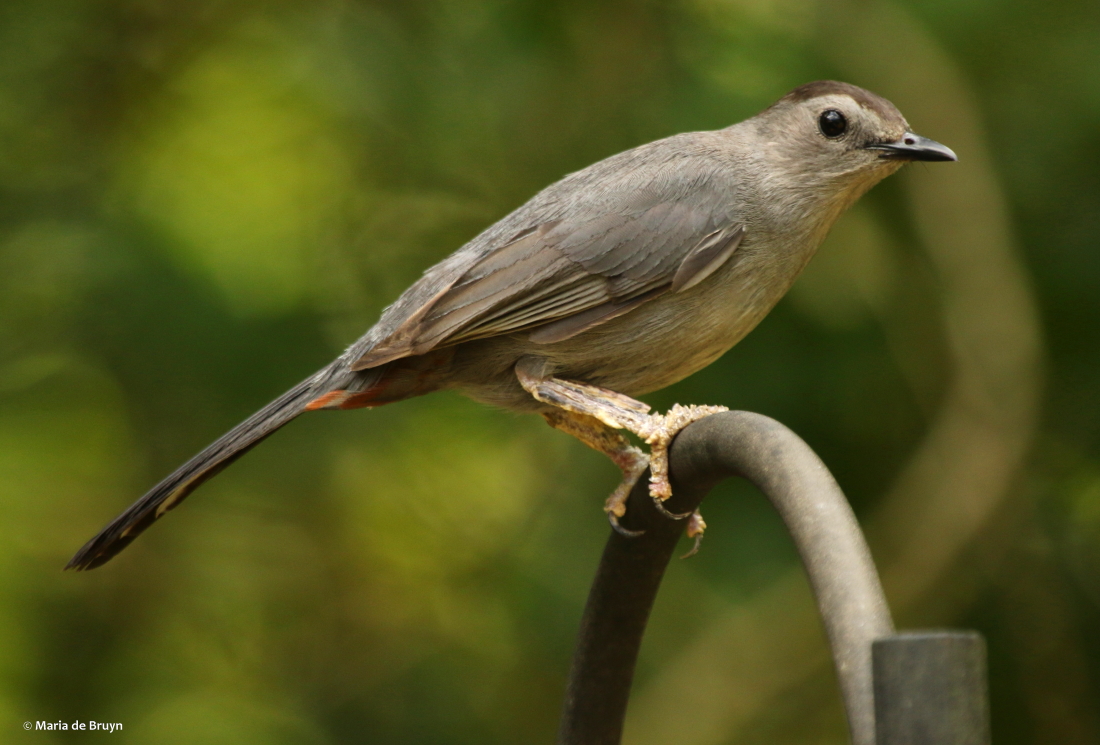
[540,409,649,536]
[516,359,727,537]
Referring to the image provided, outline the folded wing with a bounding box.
[352,194,744,371]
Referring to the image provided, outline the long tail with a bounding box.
[66,368,340,571]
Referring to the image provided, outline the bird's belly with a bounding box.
[553,287,768,394]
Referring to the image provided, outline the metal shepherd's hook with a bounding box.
[558,410,990,745]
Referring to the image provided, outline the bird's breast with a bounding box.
[533,232,816,395]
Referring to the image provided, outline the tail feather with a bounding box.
[66,373,325,571]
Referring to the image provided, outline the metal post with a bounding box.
[873,631,991,745]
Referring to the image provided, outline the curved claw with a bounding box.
[679,532,704,559]
[608,512,645,538]
[651,496,693,521]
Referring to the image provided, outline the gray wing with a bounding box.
[352,178,744,371]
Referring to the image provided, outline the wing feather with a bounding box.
[671,224,745,292]
[450,275,609,342]
[527,285,669,344]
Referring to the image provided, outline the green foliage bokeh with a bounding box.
[2,1,1098,743]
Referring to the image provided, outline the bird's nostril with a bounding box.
[904,137,915,145]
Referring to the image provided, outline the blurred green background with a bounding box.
[1,0,1096,742]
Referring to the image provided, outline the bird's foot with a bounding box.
[539,399,726,537]
[603,444,650,537]
[681,509,707,558]
[518,359,726,537]
[635,403,729,513]
[540,408,649,536]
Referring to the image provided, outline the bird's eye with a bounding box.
[818,109,847,138]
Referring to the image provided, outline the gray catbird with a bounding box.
[68,80,956,570]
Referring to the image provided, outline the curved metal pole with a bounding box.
[558,411,894,745]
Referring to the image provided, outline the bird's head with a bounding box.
[755,80,955,178]
[744,80,956,226]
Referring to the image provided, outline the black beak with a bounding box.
[865,132,957,162]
